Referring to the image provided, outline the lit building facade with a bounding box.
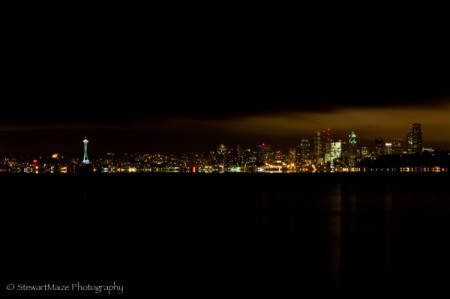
[298,138,311,164]
[348,131,357,167]
[375,138,384,157]
[314,131,323,165]
[392,137,403,154]
[385,142,393,155]
[411,123,423,154]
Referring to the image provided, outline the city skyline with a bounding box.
[0,123,437,157]
[0,117,448,156]
[2,123,448,175]
[3,12,450,155]
[4,10,450,297]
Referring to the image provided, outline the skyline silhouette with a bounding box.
[2,8,449,154]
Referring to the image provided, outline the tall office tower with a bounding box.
[314,131,323,163]
[319,128,332,164]
[216,144,229,166]
[392,137,403,154]
[243,148,256,165]
[375,138,385,157]
[258,143,271,163]
[407,132,414,154]
[298,138,311,163]
[324,141,342,172]
[288,148,297,163]
[348,131,358,167]
[329,141,342,161]
[411,123,423,154]
[384,142,393,155]
[236,144,243,166]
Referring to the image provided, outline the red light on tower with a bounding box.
[33,160,38,164]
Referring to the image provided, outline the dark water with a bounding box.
[2,174,450,296]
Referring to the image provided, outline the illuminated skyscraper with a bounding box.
[298,138,311,163]
[407,132,414,154]
[375,138,384,157]
[392,137,403,154]
[384,142,393,155]
[258,143,271,163]
[82,137,90,164]
[236,145,243,166]
[406,124,422,154]
[325,141,342,172]
[314,128,332,165]
[216,144,229,166]
[330,141,342,160]
[314,131,323,164]
[411,123,422,154]
[288,148,297,163]
[348,131,357,167]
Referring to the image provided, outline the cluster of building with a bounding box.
[0,124,448,174]
[302,123,429,172]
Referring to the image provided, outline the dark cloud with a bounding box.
[3,10,450,123]
[1,9,450,154]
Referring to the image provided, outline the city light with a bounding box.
[0,123,448,174]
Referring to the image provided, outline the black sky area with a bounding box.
[2,7,450,154]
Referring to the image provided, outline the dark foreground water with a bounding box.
[2,173,450,297]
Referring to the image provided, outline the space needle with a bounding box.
[82,137,90,164]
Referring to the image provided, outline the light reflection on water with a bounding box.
[328,184,342,289]
[36,175,450,295]
[244,179,450,293]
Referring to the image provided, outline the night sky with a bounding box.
[2,10,450,155]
